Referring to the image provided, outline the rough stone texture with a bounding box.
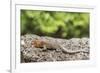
[21,34,89,63]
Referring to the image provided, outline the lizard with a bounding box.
[31,38,89,53]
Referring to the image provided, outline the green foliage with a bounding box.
[21,10,89,39]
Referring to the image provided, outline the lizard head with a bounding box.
[31,39,46,48]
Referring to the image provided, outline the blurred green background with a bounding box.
[21,10,90,39]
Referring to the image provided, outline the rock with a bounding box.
[21,34,89,63]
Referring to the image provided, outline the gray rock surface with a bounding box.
[21,34,89,63]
